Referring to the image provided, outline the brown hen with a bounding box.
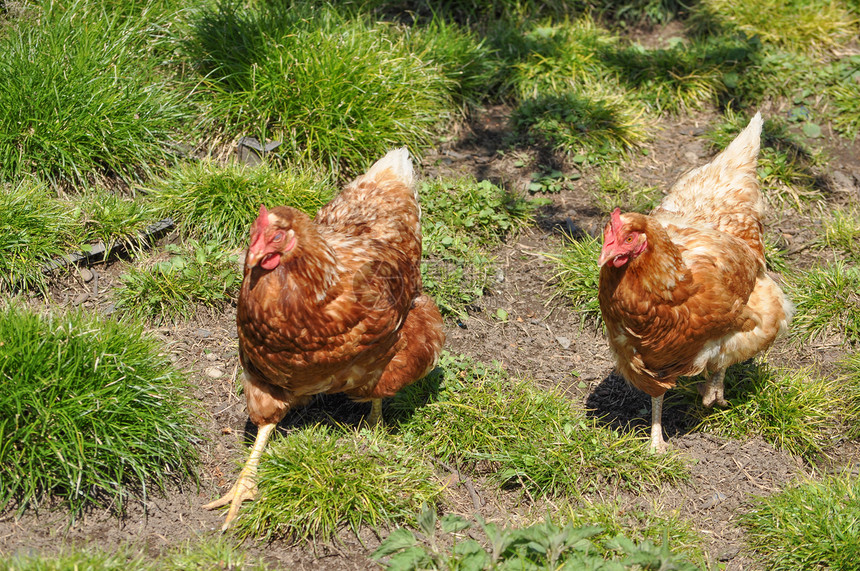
[204,148,445,529]
[597,113,793,452]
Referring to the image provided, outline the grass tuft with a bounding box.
[0,0,189,185]
[0,306,199,518]
[114,240,241,323]
[234,424,440,542]
[786,261,860,344]
[184,2,454,177]
[684,362,839,460]
[546,235,603,327]
[0,180,81,292]
[394,353,688,499]
[741,471,860,570]
[143,161,332,249]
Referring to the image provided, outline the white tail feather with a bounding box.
[365,147,413,187]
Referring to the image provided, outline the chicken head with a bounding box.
[598,208,647,268]
[246,205,299,270]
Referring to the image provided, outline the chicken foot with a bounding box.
[698,369,729,408]
[649,395,668,453]
[203,422,277,531]
[365,398,383,427]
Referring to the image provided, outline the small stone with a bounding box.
[72,292,89,306]
[205,352,219,362]
[556,336,571,350]
[195,328,213,339]
[80,268,94,282]
[205,367,224,379]
[702,491,727,509]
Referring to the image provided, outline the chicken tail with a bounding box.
[656,112,766,264]
[363,147,414,189]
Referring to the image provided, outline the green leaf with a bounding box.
[802,122,822,138]
[440,514,471,533]
[373,528,418,559]
[417,504,436,537]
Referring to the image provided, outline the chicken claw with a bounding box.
[204,422,277,531]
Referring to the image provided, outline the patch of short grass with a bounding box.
[0,0,190,185]
[0,536,271,570]
[818,206,860,259]
[0,306,199,517]
[114,240,241,323]
[693,0,859,53]
[420,177,539,316]
[184,2,454,176]
[836,353,860,440]
[394,353,688,499]
[375,504,703,571]
[592,166,661,214]
[741,471,860,571]
[785,261,860,344]
[78,189,161,258]
[234,424,441,542]
[143,161,332,249]
[684,362,839,460]
[705,111,823,209]
[0,180,83,292]
[828,70,860,140]
[546,234,603,327]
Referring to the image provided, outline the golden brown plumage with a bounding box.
[597,113,793,452]
[205,149,445,528]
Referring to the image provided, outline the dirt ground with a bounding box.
[3,76,860,571]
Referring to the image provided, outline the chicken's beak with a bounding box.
[245,249,264,268]
[597,247,614,268]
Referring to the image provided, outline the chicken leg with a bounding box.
[650,395,668,453]
[204,422,277,531]
[698,369,729,408]
[366,398,383,427]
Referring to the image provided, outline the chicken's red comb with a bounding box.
[250,205,270,249]
[609,207,623,232]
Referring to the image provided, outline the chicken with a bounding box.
[597,112,793,452]
[204,148,445,529]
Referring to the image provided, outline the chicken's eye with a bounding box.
[624,234,635,244]
[273,232,284,242]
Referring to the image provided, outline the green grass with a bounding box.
[114,240,241,322]
[546,235,603,327]
[184,2,455,177]
[786,261,860,344]
[741,471,860,571]
[693,0,860,53]
[393,353,688,499]
[0,180,82,292]
[818,206,860,259]
[77,189,161,257]
[374,504,703,571]
[0,0,190,186]
[683,362,840,460]
[142,161,332,249]
[420,177,539,316]
[0,306,199,518]
[836,353,860,440]
[592,166,660,214]
[0,536,271,570]
[234,424,441,542]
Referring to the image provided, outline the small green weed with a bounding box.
[685,362,839,460]
[836,353,860,440]
[786,261,860,344]
[394,353,688,499]
[546,235,603,327]
[420,178,538,316]
[0,306,199,518]
[143,161,331,249]
[234,424,440,542]
[114,240,241,323]
[527,169,579,193]
[374,505,701,571]
[741,471,860,570]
